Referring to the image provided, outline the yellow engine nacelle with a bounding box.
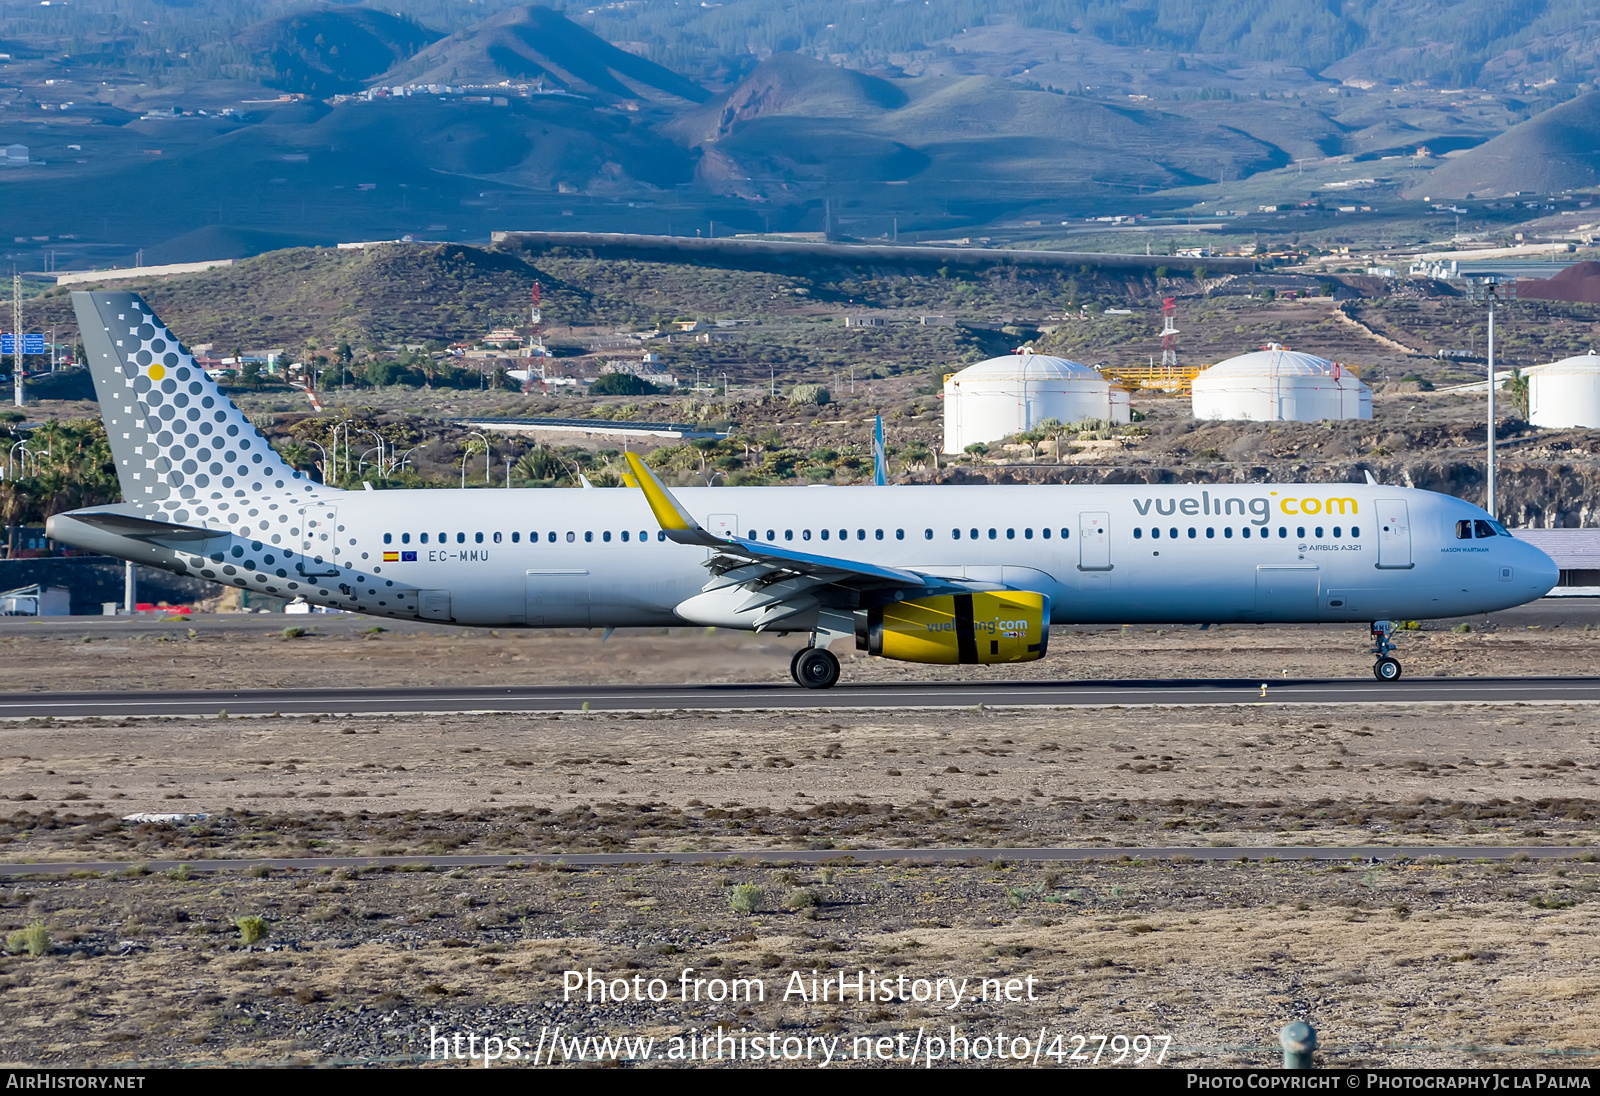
[855,591,1050,665]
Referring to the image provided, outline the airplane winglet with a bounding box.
[623,452,715,545]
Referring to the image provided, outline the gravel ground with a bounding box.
[0,614,1597,695]
[0,856,1596,1068]
[1,624,1598,1068]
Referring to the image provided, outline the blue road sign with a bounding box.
[0,334,46,354]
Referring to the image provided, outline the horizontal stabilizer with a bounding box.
[67,511,220,542]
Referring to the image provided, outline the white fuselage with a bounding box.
[286,481,1556,628]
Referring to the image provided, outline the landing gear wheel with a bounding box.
[795,648,841,690]
[789,647,810,685]
[1374,656,1402,682]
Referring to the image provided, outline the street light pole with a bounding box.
[1486,299,1496,519]
[465,430,490,485]
[1464,275,1515,520]
[306,440,329,484]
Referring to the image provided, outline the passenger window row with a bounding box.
[384,530,667,544]
[379,525,1079,546]
[1134,525,1360,541]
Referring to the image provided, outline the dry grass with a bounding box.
[0,858,1596,1067]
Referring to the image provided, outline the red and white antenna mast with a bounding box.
[1160,296,1178,373]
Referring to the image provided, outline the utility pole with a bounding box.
[1487,302,1496,518]
[526,281,544,395]
[11,273,22,407]
[1464,276,1515,519]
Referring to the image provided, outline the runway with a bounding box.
[0,845,1590,877]
[5,675,1600,718]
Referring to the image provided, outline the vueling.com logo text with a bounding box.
[1279,496,1358,516]
[1132,492,1358,527]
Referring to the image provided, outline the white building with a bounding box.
[943,351,1129,454]
[1191,345,1371,422]
[1527,352,1600,429]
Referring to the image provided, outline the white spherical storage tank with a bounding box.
[1191,345,1371,422]
[943,352,1129,454]
[1528,352,1600,428]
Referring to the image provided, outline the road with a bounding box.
[4,675,1600,719]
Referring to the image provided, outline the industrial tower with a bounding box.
[1160,296,1178,371]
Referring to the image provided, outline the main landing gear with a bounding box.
[1371,620,1402,682]
[790,645,841,690]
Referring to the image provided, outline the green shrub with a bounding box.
[282,626,307,639]
[236,915,269,946]
[590,373,661,396]
[728,885,762,915]
[6,921,49,957]
[787,384,829,407]
[783,888,820,910]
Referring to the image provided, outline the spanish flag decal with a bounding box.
[383,551,399,562]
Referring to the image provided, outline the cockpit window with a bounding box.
[1474,519,1498,539]
[1456,520,1473,540]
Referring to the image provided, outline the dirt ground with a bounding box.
[1,856,1597,1069]
[2,623,1599,1068]
[2,615,1598,694]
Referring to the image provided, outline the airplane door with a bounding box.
[1376,499,1413,569]
[1078,512,1112,571]
[298,506,340,576]
[526,568,591,627]
[706,513,740,539]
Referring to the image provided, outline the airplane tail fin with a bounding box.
[72,291,321,519]
[873,414,887,486]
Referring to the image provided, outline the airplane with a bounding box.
[47,291,1558,689]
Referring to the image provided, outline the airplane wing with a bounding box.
[622,452,941,611]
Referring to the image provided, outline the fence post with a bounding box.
[1280,1021,1317,1069]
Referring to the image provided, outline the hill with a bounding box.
[245,6,442,97]
[676,56,1286,203]
[1414,91,1600,198]
[668,52,906,144]
[0,94,697,251]
[379,5,708,104]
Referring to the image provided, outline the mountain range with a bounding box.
[1,1,1597,261]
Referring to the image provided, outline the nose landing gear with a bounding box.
[1371,620,1402,682]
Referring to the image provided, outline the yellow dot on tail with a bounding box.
[148,363,165,381]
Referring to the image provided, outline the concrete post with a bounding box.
[1280,1021,1316,1069]
[123,561,136,615]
